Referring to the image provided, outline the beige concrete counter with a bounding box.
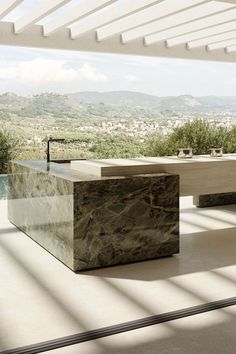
[71,154,236,196]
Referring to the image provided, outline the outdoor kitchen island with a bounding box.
[7,160,179,271]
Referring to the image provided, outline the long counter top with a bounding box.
[11,154,236,196]
[70,154,236,177]
[8,155,236,271]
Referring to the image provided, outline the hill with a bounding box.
[1,91,236,113]
[68,91,236,111]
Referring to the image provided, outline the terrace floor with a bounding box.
[1,197,236,353]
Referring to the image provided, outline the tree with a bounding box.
[145,119,234,157]
[0,130,19,174]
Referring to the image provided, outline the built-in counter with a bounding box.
[8,160,179,271]
[70,154,236,196]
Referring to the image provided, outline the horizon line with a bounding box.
[1,90,236,99]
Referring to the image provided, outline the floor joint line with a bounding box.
[1,296,236,354]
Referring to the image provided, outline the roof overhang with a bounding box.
[1,0,236,63]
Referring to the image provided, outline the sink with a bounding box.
[51,158,86,164]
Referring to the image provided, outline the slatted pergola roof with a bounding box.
[2,0,236,62]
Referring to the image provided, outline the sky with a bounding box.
[1,45,236,97]
[1,0,236,97]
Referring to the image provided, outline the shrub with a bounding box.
[0,130,19,174]
[145,119,235,157]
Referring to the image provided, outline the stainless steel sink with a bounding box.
[51,158,86,164]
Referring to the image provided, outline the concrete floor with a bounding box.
[44,306,236,354]
[1,197,236,353]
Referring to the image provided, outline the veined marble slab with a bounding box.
[193,192,236,208]
[8,162,74,269]
[8,160,179,271]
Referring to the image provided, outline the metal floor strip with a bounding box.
[1,296,236,354]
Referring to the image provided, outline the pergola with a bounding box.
[1,0,236,63]
[3,2,236,354]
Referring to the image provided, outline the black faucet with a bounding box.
[46,137,65,163]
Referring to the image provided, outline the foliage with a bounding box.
[0,130,19,174]
[145,119,236,156]
[88,135,142,158]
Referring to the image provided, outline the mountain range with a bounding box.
[1,91,236,112]
[68,91,236,111]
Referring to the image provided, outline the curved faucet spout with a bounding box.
[46,138,65,163]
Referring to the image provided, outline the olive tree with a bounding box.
[145,119,234,157]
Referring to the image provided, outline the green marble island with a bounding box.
[8,160,179,271]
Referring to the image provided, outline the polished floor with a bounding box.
[1,197,236,353]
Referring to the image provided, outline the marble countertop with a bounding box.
[13,154,236,182]
[11,160,105,182]
[11,160,171,183]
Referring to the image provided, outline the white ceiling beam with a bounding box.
[43,0,116,36]
[70,0,165,39]
[1,21,236,63]
[218,0,236,3]
[96,0,210,42]
[145,7,236,46]
[207,37,236,50]
[0,0,23,21]
[14,0,70,34]
[187,30,236,48]
[226,45,236,52]
[121,1,235,44]
[165,20,236,47]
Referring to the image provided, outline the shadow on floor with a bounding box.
[79,227,236,281]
